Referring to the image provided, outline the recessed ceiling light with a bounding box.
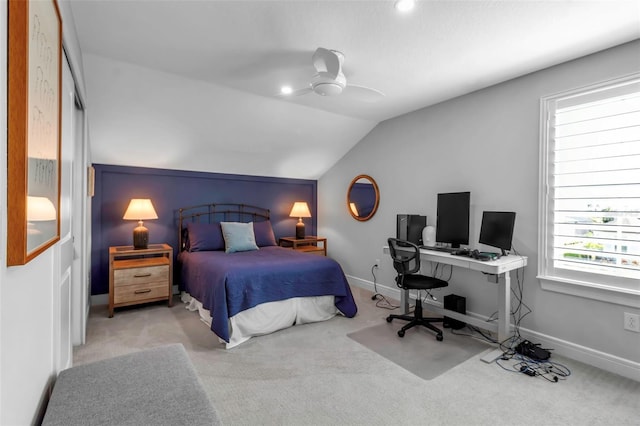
[281,86,293,95]
[394,0,415,13]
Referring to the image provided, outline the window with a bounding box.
[539,73,640,307]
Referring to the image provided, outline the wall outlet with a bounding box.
[624,312,640,332]
[374,259,380,269]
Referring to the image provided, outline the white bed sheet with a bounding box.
[181,292,338,348]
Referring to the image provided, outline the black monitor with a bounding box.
[435,192,470,249]
[479,211,516,256]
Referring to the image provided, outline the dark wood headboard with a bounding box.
[178,203,270,251]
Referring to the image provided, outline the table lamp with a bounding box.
[27,196,57,222]
[26,196,57,236]
[349,202,359,217]
[123,198,158,249]
[289,201,311,239]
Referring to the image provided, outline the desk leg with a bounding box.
[498,271,512,342]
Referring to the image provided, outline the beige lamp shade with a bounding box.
[27,196,57,221]
[123,199,158,220]
[289,202,311,219]
[123,199,158,249]
[349,202,359,217]
[289,201,311,239]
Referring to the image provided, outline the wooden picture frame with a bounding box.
[7,0,62,266]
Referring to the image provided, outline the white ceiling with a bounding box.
[68,0,640,178]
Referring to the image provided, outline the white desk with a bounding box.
[382,246,527,342]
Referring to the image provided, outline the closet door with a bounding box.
[71,79,89,346]
[54,55,74,370]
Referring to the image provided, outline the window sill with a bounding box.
[538,275,640,308]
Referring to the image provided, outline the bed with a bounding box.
[177,203,357,348]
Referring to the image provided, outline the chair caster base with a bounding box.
[398,330,405,337]
[436,334,443,342]
[386,316,393,323]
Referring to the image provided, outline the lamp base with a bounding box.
[133,222,149,249]
[295,221,305,239]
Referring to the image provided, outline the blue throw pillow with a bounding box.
[186,222,225,252]
[253,220,277,247]
[220,222,259,253]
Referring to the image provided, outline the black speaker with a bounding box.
[443,294,466,330]
[396,214,427,246]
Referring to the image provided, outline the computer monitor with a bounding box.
[479,211,516,256]
[435,192,470,249]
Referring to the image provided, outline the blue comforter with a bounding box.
[178,246,357,342]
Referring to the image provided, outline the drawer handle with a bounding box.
[133,273,152,278]
[134,289,152,294]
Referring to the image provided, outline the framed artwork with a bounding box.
[7,0,62,266]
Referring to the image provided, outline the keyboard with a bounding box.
[420,246,458,253]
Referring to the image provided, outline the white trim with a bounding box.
[538,72,640,303]
[519,326,640,382]
[346,274,401,302]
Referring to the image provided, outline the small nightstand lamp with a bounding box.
[349,202,359,217]
[289,201,311,239]
[123,198,158,249]
[27,196,57,236]
[27,196,56,222]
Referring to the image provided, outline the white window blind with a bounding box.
[539,74,640,303]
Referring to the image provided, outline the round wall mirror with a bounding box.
[347,174,380,221]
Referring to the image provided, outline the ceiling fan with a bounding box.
[281,47,385,102]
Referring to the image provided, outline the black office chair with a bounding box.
[386,238,449,341]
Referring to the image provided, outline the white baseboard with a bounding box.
[515,328,640,382]
[346,275,640,382]
[347,275,400,301]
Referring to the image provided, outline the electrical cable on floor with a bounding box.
[451,325,498,345]
[495,352,571,383]
[486,246,566,383]
[483,245,533,354]
[370,265,399,310]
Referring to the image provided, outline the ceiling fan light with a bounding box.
[395,0,415,12]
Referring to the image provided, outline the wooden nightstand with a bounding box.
[108,244,173,317]
[279,236,327,256]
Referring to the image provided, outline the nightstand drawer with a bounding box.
[114,265,169,287]
[114,281,170,305]
[297,246,325,255]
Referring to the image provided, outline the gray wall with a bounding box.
[318,40,640,379]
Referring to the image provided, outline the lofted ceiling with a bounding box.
[68,0,640,179]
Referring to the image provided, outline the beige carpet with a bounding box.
[348,322,491,380]
[74,286,640,425]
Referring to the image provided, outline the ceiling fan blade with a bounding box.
[312,47,341,80]
[290,87,313,96]
[343,84,385,102]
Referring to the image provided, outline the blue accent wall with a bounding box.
[91,164,317,295]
